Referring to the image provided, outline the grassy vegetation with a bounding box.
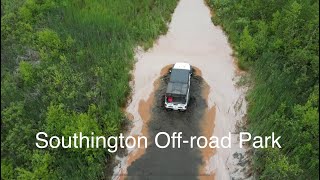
[208,0,319,179]
[1,0,178,179]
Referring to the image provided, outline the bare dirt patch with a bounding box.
[199,82,216,180]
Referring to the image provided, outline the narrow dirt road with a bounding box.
[112,0,249,179]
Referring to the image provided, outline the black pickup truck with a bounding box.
[164,62,192,111]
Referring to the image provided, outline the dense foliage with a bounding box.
[208,0,319,179]
[1,0,177,179]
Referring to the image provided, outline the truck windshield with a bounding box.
[170,69,189,83]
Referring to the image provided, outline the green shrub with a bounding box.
[209,0,319,179]
[1,0,178,179]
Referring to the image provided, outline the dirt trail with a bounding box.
[112,0,250,179]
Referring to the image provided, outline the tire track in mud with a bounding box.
[126,68,214,180]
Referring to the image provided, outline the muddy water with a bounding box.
[127,74,206,180]
[112,0,249,179]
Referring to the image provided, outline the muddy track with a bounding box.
[112,0,250,179]
[127,74,207,180]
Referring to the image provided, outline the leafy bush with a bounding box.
[209,0,319,179]
[1,0,178,179]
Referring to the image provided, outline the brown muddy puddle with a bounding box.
[112,0,248,179]
[127,69,208,179]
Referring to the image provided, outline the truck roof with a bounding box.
[166,68,190,96]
